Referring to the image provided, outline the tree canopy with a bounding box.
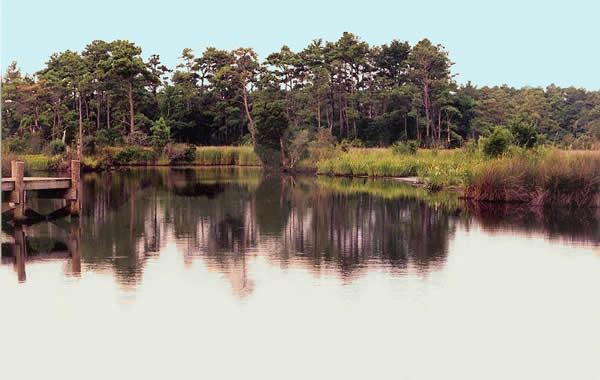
[3,33,600,155]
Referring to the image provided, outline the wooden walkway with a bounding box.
[1,160,81,223]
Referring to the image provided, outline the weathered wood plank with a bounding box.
[1,179,15,191]
[24,179,71,190]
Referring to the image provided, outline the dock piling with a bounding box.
[69,160,81,216]
[11,161,25,222]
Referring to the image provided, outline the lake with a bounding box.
[2,167,599,380]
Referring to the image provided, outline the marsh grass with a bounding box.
[466,148,600,207]
[193,146,259,166]
[316,146,600,207]
[316,148,477,188]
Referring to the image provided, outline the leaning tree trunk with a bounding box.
[78,92,83,158]
[242,86,256,146]
[128,80,135,134]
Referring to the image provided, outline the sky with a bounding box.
[1,0,598,90]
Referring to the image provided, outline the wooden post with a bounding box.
[11,161,25,222]
[13,225,27,282]
[70,223,81,275]
[69,160,81,216]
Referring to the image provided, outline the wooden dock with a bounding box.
[1,160,81,223]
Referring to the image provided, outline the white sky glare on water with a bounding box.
[1,0,598,90]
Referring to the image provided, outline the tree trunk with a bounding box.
[106,94,111,130]
[279,136,288,169]
[423,83,430,140]
[242,85,256,146]
[437,108,442,143]
[447,114,451,144]
[317,94,321,129]
[96,90,101,131]
[338,90,344,137]
[128,80,135,134]
[78,92,83,158]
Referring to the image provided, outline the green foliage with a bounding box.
[391,140,418,155]
[308,128,336,163]
[112,146,156,165]
[254,99,289,168]
[287,129,309,168]
[95,129,122,146]
[194,146,259,166]
[482,127,513,157]
[83,135,97,155]
[151,117,171,152]
[510,120,538,148]
[317,148,475,190]
[2,34,600,157]
[6,137,27,153]
[48,139,66,155]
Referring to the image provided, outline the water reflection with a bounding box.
[2,167,599,380]
[2,167,600,291]
[1,222,81,282]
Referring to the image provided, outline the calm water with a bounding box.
[2,168,599,380]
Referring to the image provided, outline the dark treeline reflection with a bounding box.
[4,168,600,291]
[75,168,457,290]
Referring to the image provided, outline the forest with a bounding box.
[3,32,600,156]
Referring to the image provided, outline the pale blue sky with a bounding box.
[1,0,598,89]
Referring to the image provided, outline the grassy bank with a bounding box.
[316,148,475,190]
[316,147,600,207]
[2,145,260,175]
[1,153,68,176]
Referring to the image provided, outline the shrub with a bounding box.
[127,130,150,147]
[391,140,418,155]
[483,127,513,157]
[83,135,97,155]
[49,139,66,155]
[308,128,336,162]
[510,120,538,148]
[95,128,121,146]
[167,144,197,164]
[6,137,27,153]
[112,146,155,165]
[151,117,171,152]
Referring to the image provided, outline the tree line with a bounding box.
[3,32,600,157]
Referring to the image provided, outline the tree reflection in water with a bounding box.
[3,167,600,294]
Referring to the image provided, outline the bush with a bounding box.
[6,137,27,153]
[391,140,418,155]
[127,130,150,147]
[483,127,513,157]
[95,128,121,146]
[510,120,538,148]
[308,128,336,163]
[167,144,197,164]
[83,135,97,155]
[112,146,155,165]
[151,117,171,152]
[49,139,66,155]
